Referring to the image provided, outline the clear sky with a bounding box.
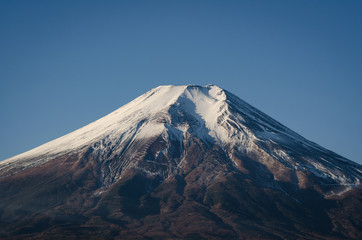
[1,0,361,164]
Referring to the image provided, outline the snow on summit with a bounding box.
[1,84,361,191]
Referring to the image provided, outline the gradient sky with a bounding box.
[1,0,361,164]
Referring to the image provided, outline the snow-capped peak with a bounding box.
[1,84,361,193]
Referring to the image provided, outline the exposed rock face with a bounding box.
[0,85,361,239]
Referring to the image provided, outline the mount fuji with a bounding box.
[0,84,361,239]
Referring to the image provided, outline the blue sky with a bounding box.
[1,0,361,164]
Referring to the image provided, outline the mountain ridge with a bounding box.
[0,84,361,239]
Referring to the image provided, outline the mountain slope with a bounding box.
[0,84,361,239]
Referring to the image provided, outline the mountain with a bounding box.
[0,84,361,240]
